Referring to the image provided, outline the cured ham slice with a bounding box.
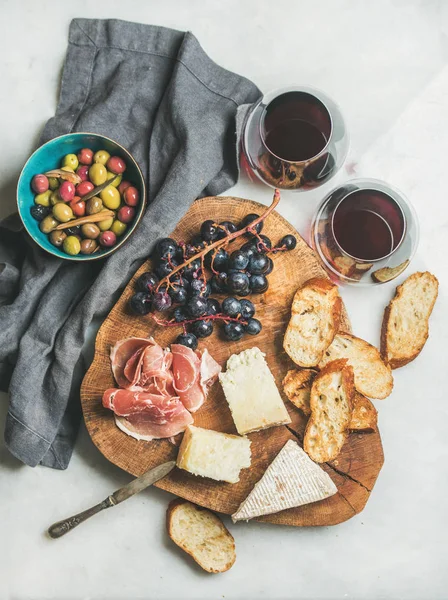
[198,348,222,396]
[110,337,157,389]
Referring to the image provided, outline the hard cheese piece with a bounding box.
[232,439,337,521]
[219,347,291,435]
[176,425,251,484]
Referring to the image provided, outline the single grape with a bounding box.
[182,258,201,281]
[206,248,229,272]
[173,307,187,322]
[169,285,188,305]
[227,271,250,295]
[155,259,179,279]
[245,317,262,335]
[136,271,159,293]
[191,319,214,338]
[218,220,238,238]
[187,296,208,318]
[200,219,219,242]
[129,292,152,315]
[241,213,263,235]
[249,274,269,293]
[256,235,272,252]
[153,291,172,312]
[155,238,178,260]
[248,252,269,275]
[223,321,245,341]
[210,273,227,294]
[176,332,198,351]
[280,234,297,250]
[240,240,259,259]
[207,298,221,316]
[229,249,249,271]
[264,257,274,275]
[239,299,255,319]
[222,297,241,318]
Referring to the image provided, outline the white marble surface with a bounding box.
[1,1,447,599]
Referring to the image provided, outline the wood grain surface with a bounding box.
[81,196,384,527]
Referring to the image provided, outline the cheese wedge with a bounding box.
[219,347,291,435]
[177,425,251,484]
[232,440,337,521]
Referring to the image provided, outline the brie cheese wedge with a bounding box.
[219,347,291,435]
[232,439,337,521]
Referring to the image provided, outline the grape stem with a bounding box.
[149,312,248,328]
[156,189,281,291]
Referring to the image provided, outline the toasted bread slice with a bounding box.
[381,271,438,368]
[283,278,342,367]
[304,359,355,463]
[282,368,317,416]
[318,333,393,399]
[349,392,378,432]
[167,499,236,573]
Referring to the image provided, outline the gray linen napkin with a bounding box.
[0,18,260,469]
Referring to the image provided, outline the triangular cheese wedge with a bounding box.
[232,439,337,521]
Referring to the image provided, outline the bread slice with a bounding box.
[318,333,393,399]
[283,278,342,367]
[167,499,235,573]
[349,392,378,432]
[304,359,355,463]
[381,271,439,368]
[282,368,317,416]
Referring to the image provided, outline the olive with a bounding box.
[98,216,114,231]
[76,165,89,181]
[63,235,81,256]
[49,230,67,247]
[89,163,107,186]
[66,225,81,236]
[31,174,49,194]
[34,190,52,207]
[100,185,120,209]
[76,181,95,197]
[118,180,131,195]
[78,148,94,165]
[53,203,74,223]
[59,181,75,202]
[123,186,139,206]
[86,196,103,215]
[62,153,79,170]
[40,215,58,233]
[93,150,110,165]
[70,197,85,217]
[50,191,61,206]
[99,230,117,247]
[118,205,135,223]
[106,156,126,174]
[111,219,127,237]
[80,238,98,255]
[106,171,122,187]
[81,223,100,239]
[30,204,50,221]
[48,177,59,191]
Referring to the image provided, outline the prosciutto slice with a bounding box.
[110,337,157,389]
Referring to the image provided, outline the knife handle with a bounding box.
[48,496,115,539]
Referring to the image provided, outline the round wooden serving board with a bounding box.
[81,196,384,527]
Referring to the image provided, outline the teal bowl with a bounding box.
[17,132,146,261]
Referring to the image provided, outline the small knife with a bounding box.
[48,461,176,539]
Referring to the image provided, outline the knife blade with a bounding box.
[48,460,176,539]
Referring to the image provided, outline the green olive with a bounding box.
[62,153,79,170]
[106,171,122,187]
[49,230,67,247]
[81,223,100,239]
[93,150,110,165]
[48,176,59,191]
[63,235,81,256]
[89,163,107,186]
[80,238,98,255]
[100,185,120,210]
[61,166,75,173]
[111,219,127,237]
[53,203,74,223]
[98,216,114,231]
[50,191,61,206]
[40,215,58,233]
[86,196,103,215]
[35,190,52,207]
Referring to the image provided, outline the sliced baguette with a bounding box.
[304,359,355,463]
[167,499,236,573]
[282,368,317,416]
[283,278,342,367]
[318,333,393,399]
[381,271,439,368]
[349,392,378,432]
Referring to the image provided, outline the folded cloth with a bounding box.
[0,18,260,469]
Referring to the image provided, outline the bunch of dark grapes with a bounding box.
[128,214,296,349]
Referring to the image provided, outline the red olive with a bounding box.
[106,156,126,174]
[31,174,49,194]
[118,180,131,195]
[78,148,94,165]
[99,230,117,247]
[76,165,89,181]
[70,197,86,217]
[117,205,135,223]
[76,181,95,197]
[123,186,139,207]
[59,181,75,202]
